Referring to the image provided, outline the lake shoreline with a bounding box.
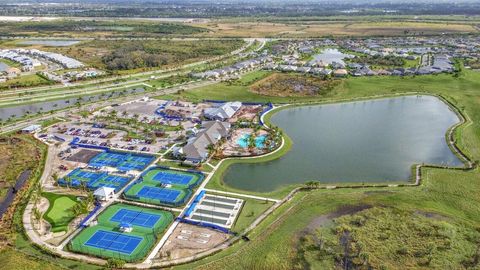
[210,92,474,197]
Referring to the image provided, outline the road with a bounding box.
[0,38,256,105]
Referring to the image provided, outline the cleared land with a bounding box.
[250,72,340,97]
[0,20,207,38]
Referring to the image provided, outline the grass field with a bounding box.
[192,20,478,37]
[42,192,80,233]
[231,196,274,233]
[0,74,53,90]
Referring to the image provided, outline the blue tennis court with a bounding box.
[152,171,194,185]
[84,230,143,255]
[110,209,160,228]
[58,169,130,192]
[137,186,181,203]
[89,151,155,171]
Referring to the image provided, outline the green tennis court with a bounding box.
[141,167,204,189]
[70,203,173,262]
[123,167,203,207]
[123,181,190,207]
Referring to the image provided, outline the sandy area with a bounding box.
[155,223,230,261]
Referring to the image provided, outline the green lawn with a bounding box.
[0,74,54,90]
[232,197,274,233]
[42,192,79,232]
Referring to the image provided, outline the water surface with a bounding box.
[0,62,9,72]
[0,88,145,121]
[19,40,81,46]
[223,96,463,192]
[310,48,353,65]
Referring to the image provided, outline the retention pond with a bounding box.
[223,95,463,192]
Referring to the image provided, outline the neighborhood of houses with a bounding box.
[0,48,102,83]
[193,36,480,80]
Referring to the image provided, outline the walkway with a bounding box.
[202,188,280,203]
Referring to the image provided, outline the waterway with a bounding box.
[0,87,145,121]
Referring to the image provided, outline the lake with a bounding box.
[223,96,463,192]
[0,62,9,72]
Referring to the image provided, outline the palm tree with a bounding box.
[248,134,256,152]
[304,181,320,189]
[64,176,72,189]
[52,173,59,185]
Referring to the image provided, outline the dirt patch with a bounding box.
[155,223,230,262]
[66,149,101,163]
[414,210,451,221]
[250,73,340,97]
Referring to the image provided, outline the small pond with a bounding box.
[310,48,353,65]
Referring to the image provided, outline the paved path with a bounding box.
[202,188,280,203]
[115,198,183,213]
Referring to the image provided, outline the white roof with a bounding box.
[93,187,115,197]
[22,124,41,132]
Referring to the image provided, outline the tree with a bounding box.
[248,134,256,151]
[305,181,320,188]
[106,258,126,269]
[33,207,42,224]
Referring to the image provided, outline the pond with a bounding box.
[18,39,81,46]
[310,48,353,65]
[0,88,145,121]
[0,61,9,72]
[223,96,463,192]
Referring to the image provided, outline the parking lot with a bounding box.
[44,123,171,153]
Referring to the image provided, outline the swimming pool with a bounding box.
[236,134,266,148]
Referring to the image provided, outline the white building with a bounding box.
[204,101,242,121]
[93,187,115,201]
